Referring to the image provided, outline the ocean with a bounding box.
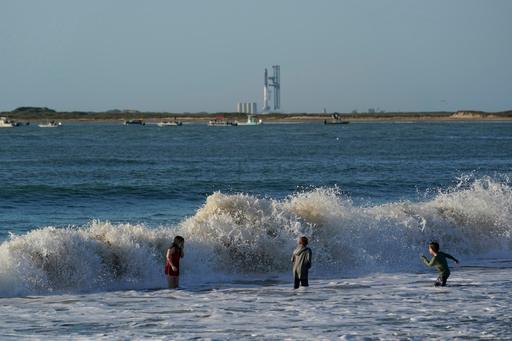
[1,121,511,339]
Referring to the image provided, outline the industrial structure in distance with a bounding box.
[236,102,258,114]
[262,65,280,113]
[237,65,281,114]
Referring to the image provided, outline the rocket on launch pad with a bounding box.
[262,65,280,113]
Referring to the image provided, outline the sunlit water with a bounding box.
[1,265,511,339]
[1,122,511,339]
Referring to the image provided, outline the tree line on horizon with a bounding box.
[2,106,511,120]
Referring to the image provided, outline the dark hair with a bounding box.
[172,235,184,248]
[429,241,439,253]
[300,236,309,246]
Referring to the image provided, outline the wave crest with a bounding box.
[0,177,511,296]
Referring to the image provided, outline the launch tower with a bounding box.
[262,65,280,113]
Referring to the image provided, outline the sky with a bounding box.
[0,0,511,113]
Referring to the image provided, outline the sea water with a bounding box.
[0,121,511,339]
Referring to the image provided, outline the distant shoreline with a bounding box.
[3,108,512,123]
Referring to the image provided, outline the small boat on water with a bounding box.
[208,115,238,126]
[238,115,262,126]
[38,121,62,128]
[324,113,349,125]
[157,120,183,127]
[324,120,349,125]
[0,117,15,128]
[208,119,238,127]
[124,119,145,125]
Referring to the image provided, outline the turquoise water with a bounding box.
[1,121,511,239]
[1,121,512,339]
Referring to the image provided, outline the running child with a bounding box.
[421,241,459,287]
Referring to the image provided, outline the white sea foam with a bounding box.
[0,177,511,297]
[1,268,511,339]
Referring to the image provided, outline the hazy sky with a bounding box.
[1,0,511,113]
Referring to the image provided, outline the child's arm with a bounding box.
[306,249,312,269]
[166,248,172,263]
[444,253,459,264]
[421,255,436,267]
[169,247,178,271]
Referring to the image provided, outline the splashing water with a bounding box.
[0,177,511,297]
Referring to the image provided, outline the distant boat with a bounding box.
[38,121,62,128]
[208,119,238,127]
[157,119,183,127]
[124,119,145,125]
[0,117,15,128]
[324,113,349,125]
[238,115,262,126]
[324,120,349,125]
[208,115,238,126]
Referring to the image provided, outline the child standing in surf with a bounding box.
[421,241,459,287]
[291,236,312,289]
[165,236,185,289]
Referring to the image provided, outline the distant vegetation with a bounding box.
[12,106,56,113]
[2,107,511,121]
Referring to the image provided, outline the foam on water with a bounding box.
[0,177,511,297]
[1,268,511,339]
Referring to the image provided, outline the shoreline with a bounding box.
[3,110,512,123]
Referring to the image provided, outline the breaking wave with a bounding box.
[0,176,511,297]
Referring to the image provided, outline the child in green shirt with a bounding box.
[421,241,459,287]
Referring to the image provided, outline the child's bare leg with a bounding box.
[167,276,179,288]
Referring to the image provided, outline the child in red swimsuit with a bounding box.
[165,236,185,288]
